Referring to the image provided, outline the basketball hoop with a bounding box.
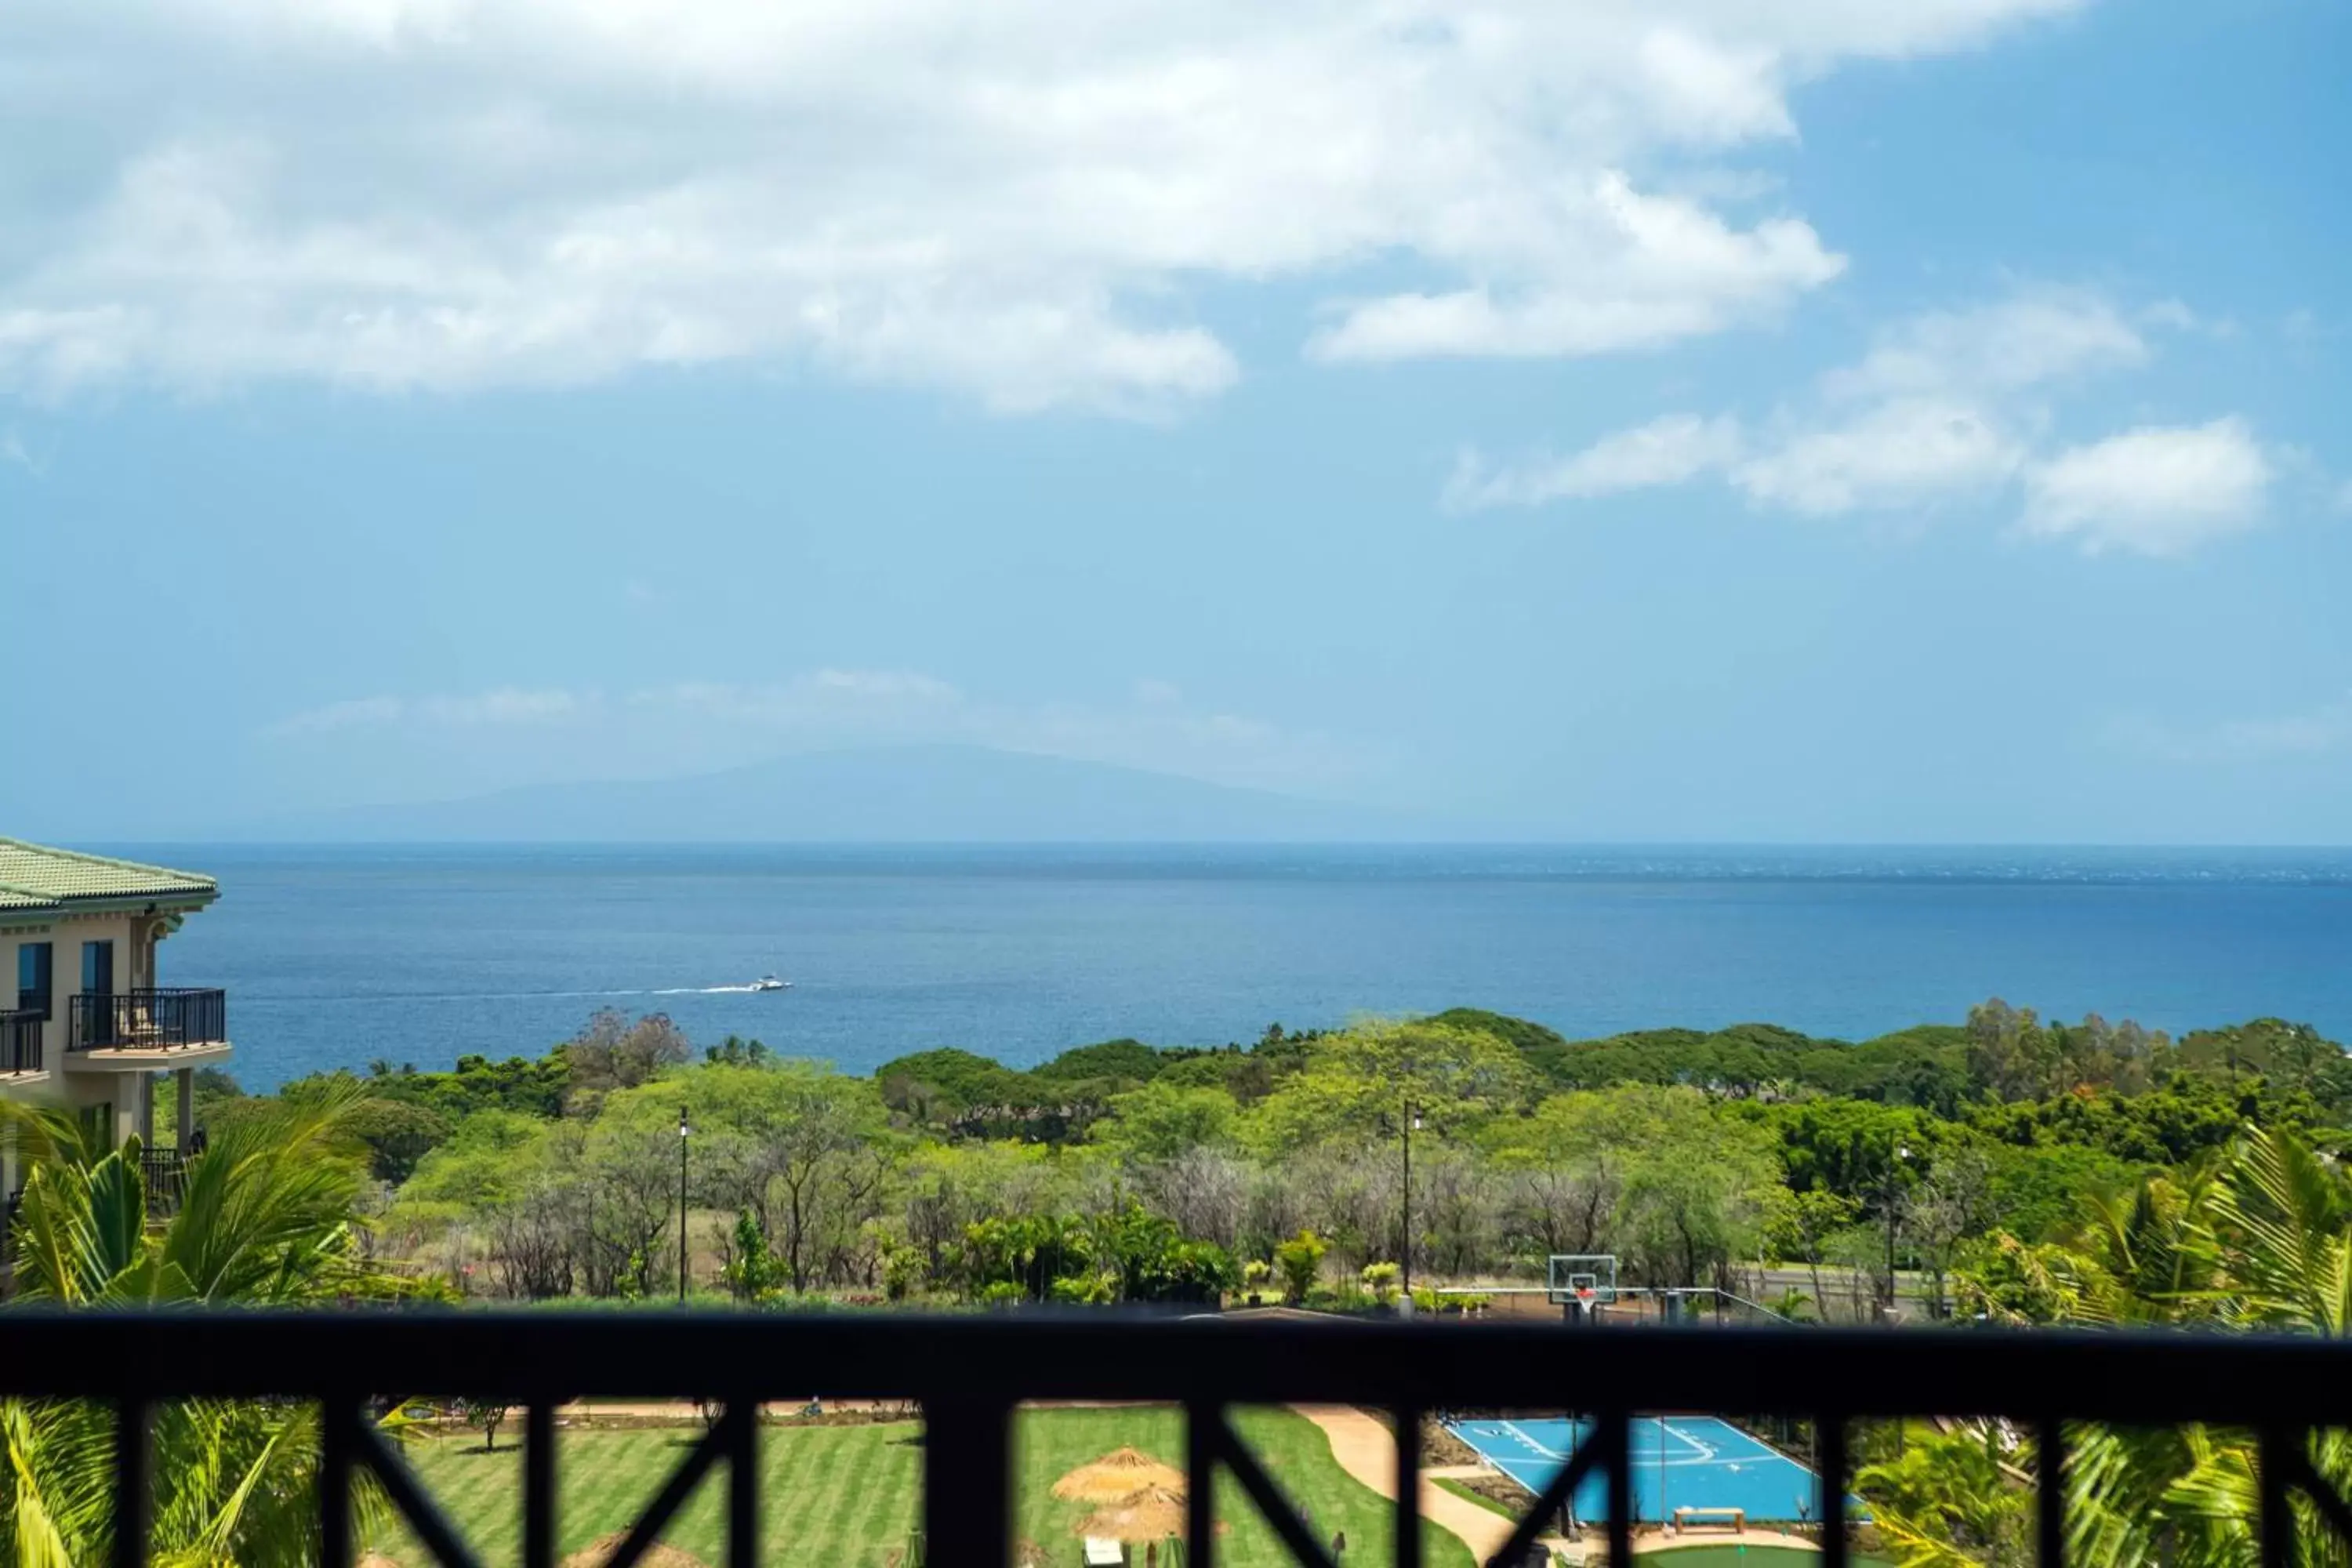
[1548,1254,1618,1308]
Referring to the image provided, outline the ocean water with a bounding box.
[125,844,2352,1089]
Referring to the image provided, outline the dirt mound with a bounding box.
[561,1531,711,1568]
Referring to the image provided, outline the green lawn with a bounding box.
[382,1408,1473,1568]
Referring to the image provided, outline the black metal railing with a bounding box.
[0,1008,42,1072]
[8,1313,2352,1568]
[140,1149,187,1215]
[67,989,227,1052]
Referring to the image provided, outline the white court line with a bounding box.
[1468,1419,1812,1473]
[1497,1419,1570,1461]
[1656,1419,1719,1462]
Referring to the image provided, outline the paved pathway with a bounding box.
[1292,1404,1518,1563]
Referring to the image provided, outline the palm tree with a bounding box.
[0,1092,423,1566]
[1874,1126,2352,1567]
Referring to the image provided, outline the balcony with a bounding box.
[67,988,228,1057]
[6,1313,2352,1567]
[0,1008,42,1073]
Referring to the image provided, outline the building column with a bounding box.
[139,1075,156,1146]
[176,1066,194,1150]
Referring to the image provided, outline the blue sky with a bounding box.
[2,0,2347,842]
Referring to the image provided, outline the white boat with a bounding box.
[751,975,791,992]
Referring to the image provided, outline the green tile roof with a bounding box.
[0,838,217,913]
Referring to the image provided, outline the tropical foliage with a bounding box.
[196,997,2352,1323]
[1863,1125,2352,1566]
[0,1094,417,1566]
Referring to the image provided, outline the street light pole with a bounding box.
[1400,1102,1422,1308]
[678,1106,691,1305]
[1884,1135,1909,1317]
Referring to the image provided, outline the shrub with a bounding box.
[1275,1231,1328,1304]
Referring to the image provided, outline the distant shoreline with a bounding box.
[85,839,2352,886]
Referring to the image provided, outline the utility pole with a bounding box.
[678,1106,691,1305]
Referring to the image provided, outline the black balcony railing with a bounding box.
[9,1313,2352,1568]
[67,989,227,1052]
[0,1008,41,1073]
[140,1149,187,1215]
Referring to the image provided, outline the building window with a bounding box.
[82,940,114,997]
[17,942,53,1020]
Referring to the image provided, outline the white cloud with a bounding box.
[2105,695,2352,762]
[1820,288,2147,402]
[0,0,2082,411]
[270,686,593,734]
[2021,418,2272,556]
[2334,478,2352,514]
[1732,398,2023,514]
[1450,288,2281,555]
[1308,178,1844,362]
[639,670,962,728]
[1446,414,1744,512]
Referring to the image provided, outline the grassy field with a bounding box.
[381,1407,1474,1568]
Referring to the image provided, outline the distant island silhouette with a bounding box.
[267,743,1433,843]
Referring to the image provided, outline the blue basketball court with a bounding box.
[1448,1416,1865,1526]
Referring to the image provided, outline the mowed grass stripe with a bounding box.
[398,1407,1473,1568]
[839,1426,918,1559]
[770,1423,858,1554]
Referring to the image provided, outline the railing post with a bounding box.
[1392,1404,1420,1568]
[1817,1416,1847,1568]
[1603,1410,1632,1568]
[321,1399,357,1568]
[113,1399,150,1568]
[924,1396,1011,1568]
[727,1399,760,1568]
[2260,1426,2292,1568]
[524,1402,557,1568]
[2038,1416,2064,1566]
[1188,1400,1218,1568]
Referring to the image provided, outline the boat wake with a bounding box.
[241,982,793,1004]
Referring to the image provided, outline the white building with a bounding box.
[0,838,230,1194]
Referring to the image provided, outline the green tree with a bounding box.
[1274,1230,1328,1304]
[704,1035,773,1067]
[1033,1038,1168,1083]
[1093,1080,1241,1162]
[1762,1187,1864,1319]
[720,1208,788,1300]
[463,1398,512,1453]
[560,1009,692,1112]
[1244,1018,1536,1153]
[1859,1426,2032,1566]
[1900,1127,2352,1566]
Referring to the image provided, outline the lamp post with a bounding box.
[1884,1137,1910,1316]
[677,1106,691,1305]
[1399,1102,1423,1310]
